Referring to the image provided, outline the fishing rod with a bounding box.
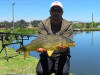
[0,32,37,61]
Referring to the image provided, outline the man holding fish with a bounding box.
[16,1,75,75]
[36,1,73,75]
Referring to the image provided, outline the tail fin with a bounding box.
[16,46,30,60]
[24,50,30,60]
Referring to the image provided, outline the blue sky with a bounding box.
[0,0,100,22]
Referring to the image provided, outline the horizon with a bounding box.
[0,19,100,23]
[0,0,100,22]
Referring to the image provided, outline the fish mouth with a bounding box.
[16,47,27,52]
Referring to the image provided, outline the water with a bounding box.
[8,31,100,75]
[70,31,100,75]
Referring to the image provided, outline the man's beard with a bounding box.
[50,12,62,24]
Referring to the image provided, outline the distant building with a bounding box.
[71,21,84,24]
[27,23,33,29]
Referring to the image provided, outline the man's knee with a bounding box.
[63,66,70,75]
[36,60,49,75]
[62,57,70,75]
[36,61,44,75]
[63,72,69,75]
[36,68,49,75]
[36,68,43,75]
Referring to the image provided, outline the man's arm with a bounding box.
[60,22,73,39]
[38,22,48,36]
[37,22,48,52]
[63,23,73,39]
[59,22,73,53]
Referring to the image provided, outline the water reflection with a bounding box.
[91,31,94,46]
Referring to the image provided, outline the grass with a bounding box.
[73,27,100,31]
[0,28,38,35]
[0,41,39,75]
[1,27,100,35]
[81,28,100,31]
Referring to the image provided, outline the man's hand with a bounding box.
[58,46,68,51]
[36,48,46,52]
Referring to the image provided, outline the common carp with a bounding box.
[16,34,75,59]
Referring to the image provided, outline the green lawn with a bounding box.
[0,41,39,75]
[81,28,100,31]
[0,28,38,35]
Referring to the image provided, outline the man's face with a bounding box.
[50,6,63,24]
[50,6,63,17]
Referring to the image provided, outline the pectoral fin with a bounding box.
[47,50,54,56]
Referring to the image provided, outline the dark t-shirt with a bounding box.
[51,22,62,34]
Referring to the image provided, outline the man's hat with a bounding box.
[50,1,63,9]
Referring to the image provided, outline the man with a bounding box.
[36,1,73,75]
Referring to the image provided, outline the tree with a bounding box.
[31,20,42,27]
[15,19,28,28]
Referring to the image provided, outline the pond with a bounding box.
[70,31,100,75]
[9,31,100,75]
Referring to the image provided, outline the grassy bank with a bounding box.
[81,28,100,31]
[1,28,100,35]
[0,28,38,35]
[74,27,100,31]
[0,42,39,75]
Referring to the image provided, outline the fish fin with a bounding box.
[47,51,54,57]
[24,50,30,60]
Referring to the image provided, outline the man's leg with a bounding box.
[36,54,49,75]
[36,53,53,75]
[55,55,71,75]
[62,56,70,75]
[36,60,44,75]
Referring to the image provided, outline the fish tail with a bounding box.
[24,50,30,60]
